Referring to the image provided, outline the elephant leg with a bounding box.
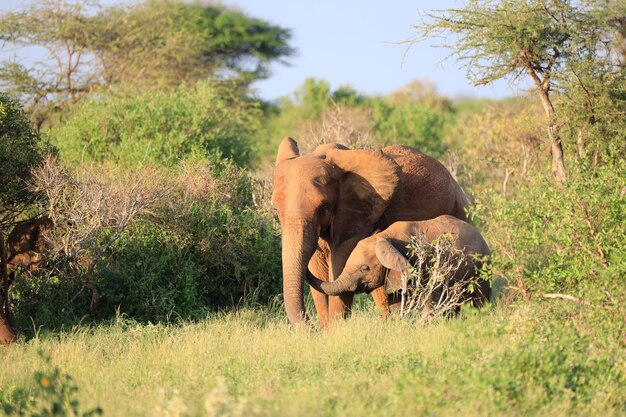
[472,279,491,308]
[329,293,354,321]
[310,288,329,328]
[308,240,331,327]
[370,287,390,318]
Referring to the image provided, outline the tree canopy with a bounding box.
[412,0,625,182]
[0,0,294,121]
[0,92,45,227]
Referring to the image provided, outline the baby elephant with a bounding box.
[306,215,491,309]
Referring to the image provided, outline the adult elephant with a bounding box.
[272,137,469,326]
[0,217,51,344]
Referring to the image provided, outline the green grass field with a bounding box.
[1,300,624,417]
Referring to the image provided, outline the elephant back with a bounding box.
[381,146,469,223]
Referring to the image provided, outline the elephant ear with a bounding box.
[275,137,300,165]
[326,148,401,244]
[375,237,412,277]
[312,142,350,158]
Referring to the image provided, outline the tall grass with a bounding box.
[1,302,623,417]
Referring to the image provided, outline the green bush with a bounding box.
[47,81,261,168]
[96,206,281,322]
[483,303,625,414]
[0,92,46,222]
[98,221,206,321]
[1,352,102,417]
[257,78,455,160]
[372,101,449,157]
[11,158,281,327]
[472,160,625,301]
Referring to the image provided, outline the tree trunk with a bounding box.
[524,66,567,184]
[85,263,100,313]
[549,126,568,184]
[540,94,567,184]
[576,125,586,160]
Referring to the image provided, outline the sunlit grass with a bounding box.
[1,301,624,417]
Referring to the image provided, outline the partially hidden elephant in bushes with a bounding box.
[305,215,491,310]
[5,217,51,276]
[271,137,469,326]
[0,217,52,344]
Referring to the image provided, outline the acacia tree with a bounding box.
[0,0,293,123]
[0,0,102,125]
[412,0,624,183]
[94,0,293,87]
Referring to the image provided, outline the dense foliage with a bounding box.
[473,162,625,300]
[0,92,45,226]
[258,78,453,158]
[0,0,293,121]
[413,0,626,183]
[96,160,281,322]
[94,0,293,85]
[11,158,281,326]
[48,81,261,167]
[0,0,624,414]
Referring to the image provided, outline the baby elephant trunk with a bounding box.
[306,270,357,296]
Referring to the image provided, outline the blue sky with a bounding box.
[1,0,528,101]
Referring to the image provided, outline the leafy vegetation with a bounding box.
[413,0,626,183]
[258,78,454,159]
[0,92,45,226]
[0,92,47,344]
[0,352,102,417]
[1,0,624,415]
[48,81,261,167]
[0,0,293,122]
[10,157,281,329]
[473,161,626,301]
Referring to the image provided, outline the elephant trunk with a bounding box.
[306,269,357,296]
[281,221,317,325]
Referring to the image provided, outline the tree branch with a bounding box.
[537,293,592,306]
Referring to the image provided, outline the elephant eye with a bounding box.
[318,203,330,215]
[360,265,370,272]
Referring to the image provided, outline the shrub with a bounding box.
[27,156,170,313]
[96,159,282,321]
[445,96,547,194]
[12,157,282,326]
[0,352,103,417]
[471,160,625,302]
[0,92,45,225]
[47,81,261,168]
[257,78,455,161]
[97,221,206,321]
[161,159,282,310]
[294,104,377,154]
[372,101,449,158]
[396,234,488,322]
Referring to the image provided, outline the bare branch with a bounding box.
[537,293,592,306]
